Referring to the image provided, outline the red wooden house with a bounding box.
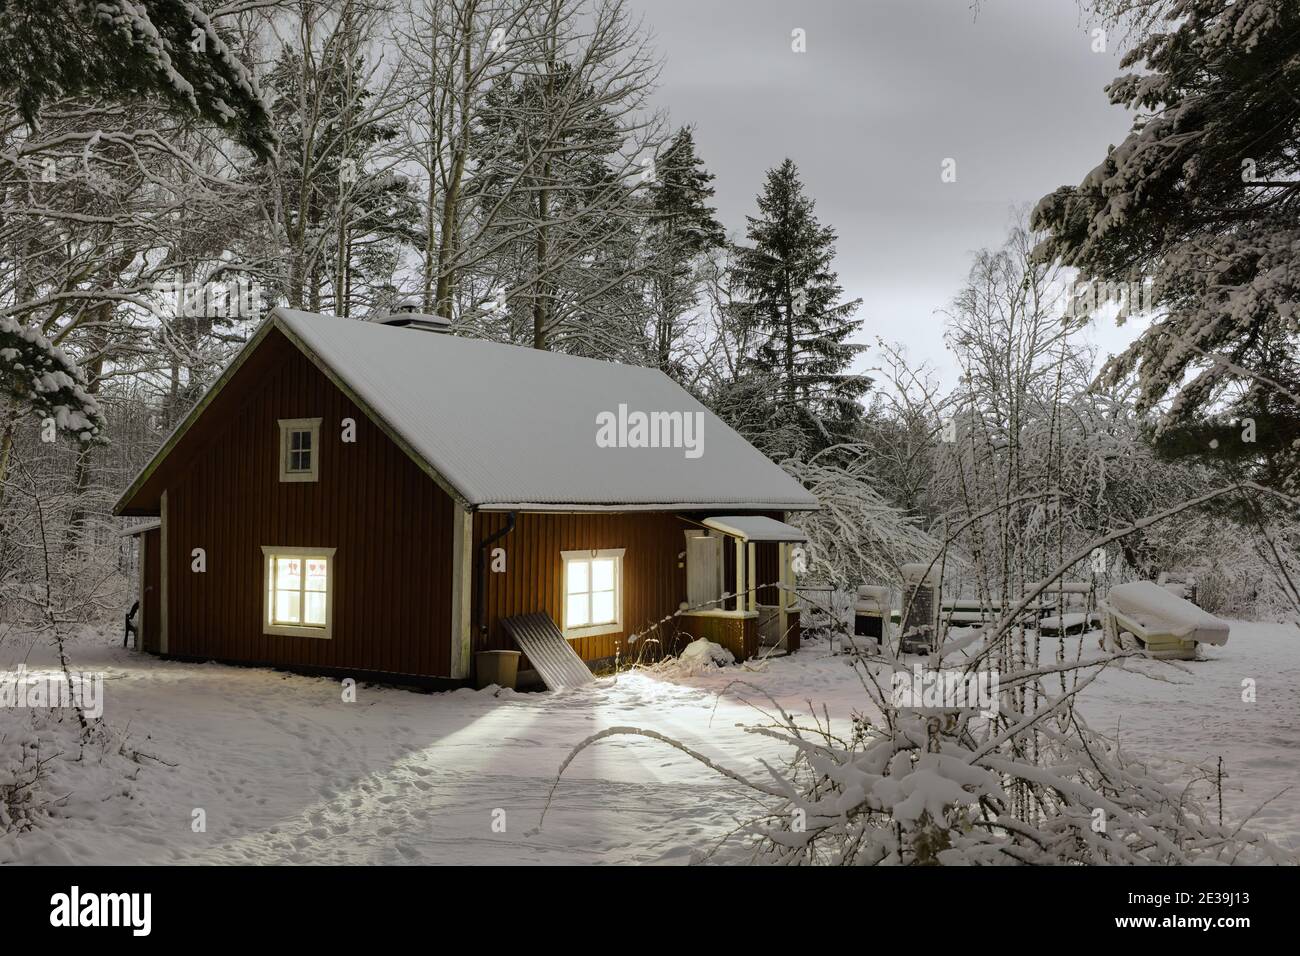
[115,308,817,687]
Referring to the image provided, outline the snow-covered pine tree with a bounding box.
[643,126,725,380]
[1031,0,1300,492]
[0,317,105,445]
[0,0,274,158]
[729,159,867,460]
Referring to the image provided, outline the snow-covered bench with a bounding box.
[1038,610,1101,636]
[1101,581,1230,660]
[1034,581,1098,636]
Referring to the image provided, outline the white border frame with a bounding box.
[278,417,322,483]
[262,546,336,639]
[560,548,625,639]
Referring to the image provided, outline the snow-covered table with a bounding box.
[1101,581,1230,660]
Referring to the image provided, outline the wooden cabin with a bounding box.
[115,308,817,686]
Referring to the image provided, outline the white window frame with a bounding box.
[262,546,336,639]
[278,417,322,483]
[560,548,625,639]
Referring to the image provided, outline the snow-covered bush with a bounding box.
[0,720,54,834]
[666,638,735,675]
[0,704,149,853]
[732,666,1290,865]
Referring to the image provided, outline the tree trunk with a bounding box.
[0,398,17,516]
[533,179,550,350]
[434,4,476,318]
[64,303,111,555]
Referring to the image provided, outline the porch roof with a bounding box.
[702,515,807,542]
[117,519,161,537]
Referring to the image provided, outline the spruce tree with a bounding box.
[644,126,725,379]
[730,159,867,459]
[259,48,417,314]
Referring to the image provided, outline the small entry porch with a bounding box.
[677,515,804,661]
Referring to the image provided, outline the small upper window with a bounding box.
[561,548,625,639]
[279,418,321,482]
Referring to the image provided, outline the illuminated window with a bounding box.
[278,418,321,482]
[262,547,335,638]
[561,549,624,638]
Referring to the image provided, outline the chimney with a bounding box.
[376,300,452,333]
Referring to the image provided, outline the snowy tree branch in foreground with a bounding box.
[0,0,275,158]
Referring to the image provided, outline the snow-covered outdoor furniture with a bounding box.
[1038,611,1101,636]
[1035,581,1099,636]
[1101,581,1230,660]
[899,563,938,652]
[938,597,1050,626]
[123,600,139,648]
[853,585,889,645]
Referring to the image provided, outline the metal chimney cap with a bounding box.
[376,301,452,332]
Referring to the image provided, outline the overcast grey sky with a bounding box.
[630,0,1141,385]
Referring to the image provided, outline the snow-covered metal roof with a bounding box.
[702,515,808,541]
[273,309,819,511]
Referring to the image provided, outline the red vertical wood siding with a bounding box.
[474,510,690,667]
[162,331,455,678]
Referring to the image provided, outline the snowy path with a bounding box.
[0,632,857,865]
[1,620,1296,864]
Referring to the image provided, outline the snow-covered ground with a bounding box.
[1075,620,1300,847]
[1,619,1296,864]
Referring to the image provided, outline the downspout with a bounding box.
[475,511,516,651]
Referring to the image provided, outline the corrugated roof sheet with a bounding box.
[501,613,596,690]
[276,309,819,511]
